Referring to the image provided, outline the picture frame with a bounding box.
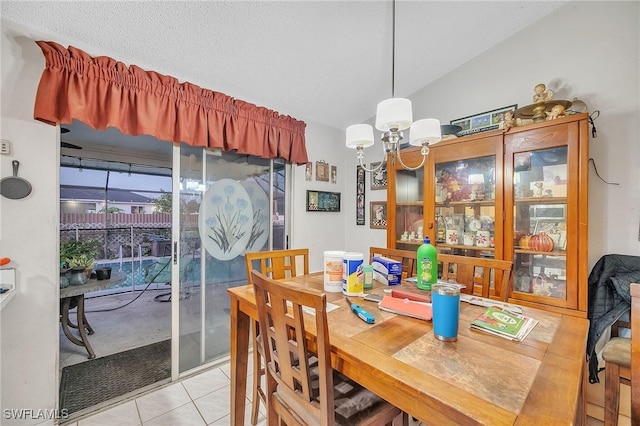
[370,201,387,229]
[305,162,312,181]
[370,162,387,190]
[356,166,365,225]
[331,165,337,184]
[315,160,329,182]
[306,190,341,212]
[451,104,517,137]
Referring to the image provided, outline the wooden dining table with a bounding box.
[228,272,589,425]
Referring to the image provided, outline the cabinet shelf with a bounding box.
[395,240,422,246]
[435,200,495,207]
[514,249,567,257]
[397,202,424,207]
[437,244,495,252]
[514,197,567,204]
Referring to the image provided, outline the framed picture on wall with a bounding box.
[356,165,365,225]
[370,201,387,229]
[316,161,329,182]
[370,162,387,190]
[306,190,341,212]
[305,162,312,181]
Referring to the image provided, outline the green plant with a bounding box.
[60,239,100,269]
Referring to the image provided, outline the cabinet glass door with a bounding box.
[434,155,497,258]
[394,168,424,251]
[511,147,568,299]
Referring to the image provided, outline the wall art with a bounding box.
[356,165,365,225]
[370,201,387,229]
[315,160,329,182]
[370,162,387,190]
[306,190,341,212]
[451,104,517,137]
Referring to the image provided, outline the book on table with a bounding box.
[470,306,538,342]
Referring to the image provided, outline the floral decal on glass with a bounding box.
[199,179,253,261]
[206,185,250,253]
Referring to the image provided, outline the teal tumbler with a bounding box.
[432,284,461,341]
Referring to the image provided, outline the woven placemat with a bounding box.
[59,339,171,415]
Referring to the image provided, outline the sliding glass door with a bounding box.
[173,143,289,375]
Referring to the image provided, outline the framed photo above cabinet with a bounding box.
[386,114,590,317]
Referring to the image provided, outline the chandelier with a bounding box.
[345,0,442,173]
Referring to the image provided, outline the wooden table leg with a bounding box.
[230,296,250,426]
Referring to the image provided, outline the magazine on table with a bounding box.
[470,306,538,342]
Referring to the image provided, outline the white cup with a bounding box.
[475,230,490,247]
[463,232,475,246]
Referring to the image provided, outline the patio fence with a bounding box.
[60,213,180,260]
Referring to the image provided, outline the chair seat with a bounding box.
[602,337,631,368]
[282,357,398,425]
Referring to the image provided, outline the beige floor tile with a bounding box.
[135,383,191,423]
[182,368,230,400]
[77,400,140,426]
[142,403,205,426]
[193,385,232,425]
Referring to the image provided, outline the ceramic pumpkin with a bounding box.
[529,233,554,252]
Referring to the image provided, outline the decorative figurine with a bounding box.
[546,104,566,120]
[533,182,544,197]
[533,83,554,103]
[502,110,516,131]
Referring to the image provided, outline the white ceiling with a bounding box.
[1,0,568,156]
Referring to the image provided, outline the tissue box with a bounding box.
[371,256,402,275]
[373,270,402,286]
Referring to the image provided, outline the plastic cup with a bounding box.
[432,284,461,341]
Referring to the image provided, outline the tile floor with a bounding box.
[64,358,265,426]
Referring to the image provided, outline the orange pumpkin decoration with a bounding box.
[529,233,554,252]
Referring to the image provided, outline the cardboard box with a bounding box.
[374,270,401,286]
[371,256,402,275]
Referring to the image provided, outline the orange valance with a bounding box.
[33,41,308,165]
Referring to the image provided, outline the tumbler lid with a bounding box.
[432,283,460,296]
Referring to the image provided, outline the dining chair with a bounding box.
[437,254,513,301]
[251,270,408,426]
[601,282,639,425]
[244,248,310,425]
[369,246,417,279]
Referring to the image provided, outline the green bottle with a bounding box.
[416,236,438,290]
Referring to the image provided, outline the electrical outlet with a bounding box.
[0,139,11,155]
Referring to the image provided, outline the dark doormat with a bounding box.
[59,339,171,416]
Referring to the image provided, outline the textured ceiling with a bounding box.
[2,1,567,161]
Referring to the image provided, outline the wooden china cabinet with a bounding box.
[386,113,589,317]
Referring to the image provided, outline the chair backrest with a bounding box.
[631,283,639,422]
[251,269,334,426]
[437,254,513,301]
[245,248,310,284]
[369,247,417,278]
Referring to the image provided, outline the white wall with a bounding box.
[291,121,348,273]
[1,1,639,422]
[344,1,640,267]
[1,22,60,424]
